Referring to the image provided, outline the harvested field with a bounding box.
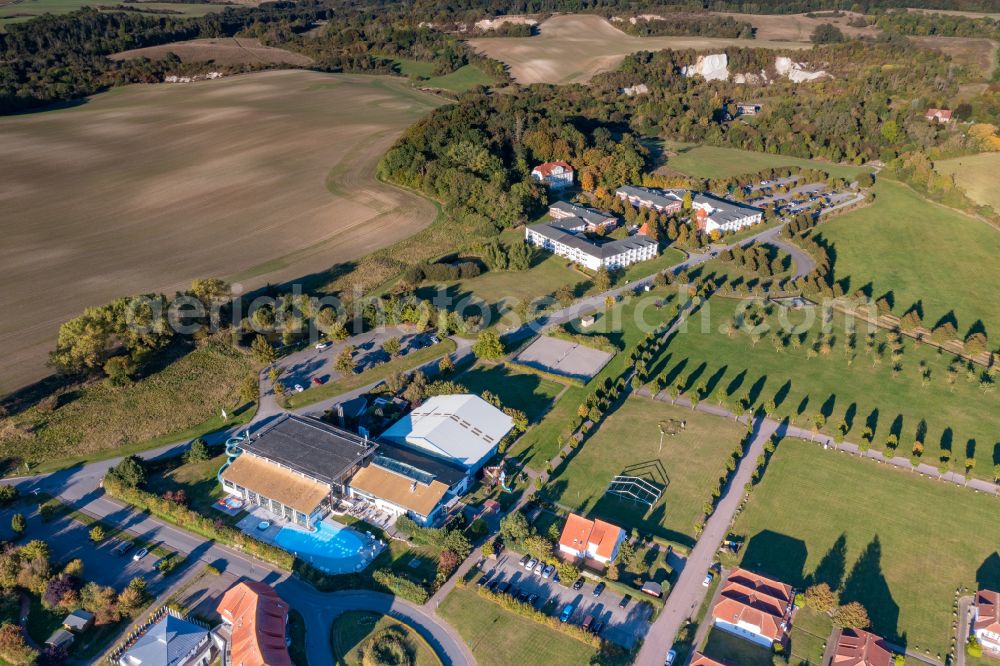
[714,11,878,41]
[936,152,1000,212]
[907,7,1000,20]
[468,14,811,85]
[908,35,998,79]
[0,70,443,393]
[110,37,313,67]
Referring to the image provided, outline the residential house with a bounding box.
[220,414,377,529]
[831,628,893,666]
[532,161,574,189]
[737,102,762,116]
[63,609,95,633]
[615,185,684,214]
[117,613,216,666]
[925,108,953,123]
[691,193,763,233]
[216,581,291,666]
[525,220,658,271]
[557,513,625,566]
[548,201,618,231]
[974,589,1000,658]
[689,653,729,666]
[710,568,795,648]
[46,629,75,651]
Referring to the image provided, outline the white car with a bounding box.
[526,557,538,571]
[534,561,545,575]
[293,384,304,393]
[665,649,677,665]
[703,572,713,587]
[315,341,331,351]
[132,548,148,562]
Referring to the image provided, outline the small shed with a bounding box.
[63,609,95,633]
[580,315,596,328]
[641,581,663,598]
[46,629,75,650]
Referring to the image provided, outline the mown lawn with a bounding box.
[817,179,1000,337]
[454,363,565,424]
[438,587,600,666]
[662,142,868,180]
[389,57,493,92]
[145,452,229,517]
[0,342,255,472]
[701,627,774,666]
[509,384,587,471]
[330,611,442,666]
[543,396,745,548]
[658,296,1000,477]
[731,439,1000,659]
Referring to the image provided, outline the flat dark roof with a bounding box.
[373,440,467,489]
[245,414,376,486]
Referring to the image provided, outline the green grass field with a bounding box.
[0,341,256,471]
[935,152,1000,213]
[818,179,1000,337]
[658,296,1000,477]
[509,384,587,470]
[0,0,222,28]
[438,587,600,666]
[388,58,492,92]
[454,363,565,424]
[330,611,442,666]
[543,396,745,547]
[663,142,868,180]
[732,439,1000,659]
[701,627,774,666]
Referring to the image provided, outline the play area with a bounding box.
[514,335,613,382]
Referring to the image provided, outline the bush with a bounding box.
[476,587,601,648]
[0,486,18,506]
[372,569,429,604]
[362,627,413,666]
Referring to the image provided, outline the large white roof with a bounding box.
[381,394,515,469]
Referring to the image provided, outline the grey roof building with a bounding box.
[525,221,658,271]
[63,609,95,633]
[548,201,617,229]
[117,614,214,666]
[691,193,763,232]
[615,185,686,212]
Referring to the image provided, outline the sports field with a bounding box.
[110,37,313,66]
[732,439,1000,658]
[544,396,746,548]
[818,179,1000,337]
[662,142,869,180]
[0,70,442,393]
[468,14,810,84]
[438,587,600,666]
[0,0,224,28]
[660,295,1000,475]
[935,152,1000,212]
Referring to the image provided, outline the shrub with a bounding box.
[0,486,18,506]
[0,624,36,665]
[372,570,429,604]
[476,587,601,648]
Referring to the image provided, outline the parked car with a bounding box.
[132,548,148,562]
[518,590,530,602]
[591,619,604,635]
[541,564,554,579]
[496,582,510,594]
[113,541,133,556]
[572,577,585,591]
[527,593,539,606]
[533,561,545,575]
[526,557,538,570]
[559,603,575,623]
[315,341,331,350]
[493,540,505,555]
[619,594,632,609]
[486,580,500,592]
[592,582,605,597]
[703,572,713,587]
[665,649,677,665]
[293,384,304,393]
[477,573,491,587]
[519,554,531,567]
[582,615,594,631]
[312,376,325,385]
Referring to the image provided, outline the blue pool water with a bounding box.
[274,521,367,573]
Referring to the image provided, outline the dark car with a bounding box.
[519,554,531,567]
[619,594,632,609]
[487,579,500,592]
[572,577,585,591]
[528,593,539,606]
[518,590,530,602]
[493,540,505,555]
[477,572,493,587]
[591,620,604,635]
[592,582,606,597]
[496,582,510,594]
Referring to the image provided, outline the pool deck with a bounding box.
[235,506,386,574]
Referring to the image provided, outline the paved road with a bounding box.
[633,416,778,666]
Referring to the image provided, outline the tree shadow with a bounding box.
[939,428,953,457]
[741,530,809,587]
[820,393,837,419]
[977,552,1000,590]
[965,438,977,461]
[704,365,729,397]
[931,310,959,332]
[808,533,847,590]
[681,362,708,393]
[725,369,748,397]
[840,535,902,646]
[796,395,810,417]
[865,408,880,436]
[747,375,768,406]
[843,403,857,431]
[663,358,689,389]
[773,380,792,410]
[889,415,904,439]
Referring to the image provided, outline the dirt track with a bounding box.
[0,70,442,393]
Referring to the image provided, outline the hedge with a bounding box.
[476,587,601,648]
[102,475,294,569]
[372,569,430,604]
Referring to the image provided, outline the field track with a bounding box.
[0,70,443,393]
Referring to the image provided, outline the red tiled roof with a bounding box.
[926,108,952,120]
[976,589,1000,634]
[532,161,573,176]
[217,581,291,666]
[711,568,794,642]
[558,513,622,561]
[832,629,893,666]
[690,651,730,666]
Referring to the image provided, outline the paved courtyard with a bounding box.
[514,335,613,382]
[478,550,654,649]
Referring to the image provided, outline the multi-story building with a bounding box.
[532,161,574,188]
[974,589,1000,658]
[711,568,795,648]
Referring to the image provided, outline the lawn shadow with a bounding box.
[840,535,903,647]
[808,533,847,590]
[977,553,1000,590]
[740,530,808,587]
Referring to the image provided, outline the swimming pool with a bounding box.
[274,521,369,573]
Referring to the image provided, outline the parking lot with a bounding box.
[474,550,654,648]
[275,325,438,392]
[745,180,859,218]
